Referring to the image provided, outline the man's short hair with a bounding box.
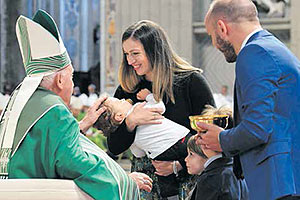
[209,0,258,24]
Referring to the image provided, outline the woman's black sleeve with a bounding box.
[107,122,136,155]
[189,72,215,115]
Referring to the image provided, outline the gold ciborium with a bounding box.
[189,114,229,132]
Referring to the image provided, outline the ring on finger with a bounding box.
[152,114,157,120]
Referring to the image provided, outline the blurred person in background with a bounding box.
[70,95,84,120]
[73,86,81,97]
[213,85,233,108]
[87,83,98,107]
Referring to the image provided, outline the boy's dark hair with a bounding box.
[95,107,119,137]
[187,135,208,159]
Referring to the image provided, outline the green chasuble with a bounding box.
[7,88,139,200]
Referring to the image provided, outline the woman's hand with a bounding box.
[125,102,164,131]
[79,95,107,133]
[128,172,153,192]
[152,160,183,176]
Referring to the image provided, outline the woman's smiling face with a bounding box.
[122,37,153,81]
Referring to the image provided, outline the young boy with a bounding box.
[185,106,248,200]
[97,89,192,198]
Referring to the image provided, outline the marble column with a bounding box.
[0,0,6,92]
[0,0,24,93]
[291,0,300,59]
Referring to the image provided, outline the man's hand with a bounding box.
[195,121,224,152]
[128,172,153,192]
[79,95,107,133]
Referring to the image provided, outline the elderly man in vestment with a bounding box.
[0,9,152,199]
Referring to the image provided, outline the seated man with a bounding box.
[0,9,152,200]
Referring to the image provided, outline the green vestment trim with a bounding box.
[12,87,64,152]
[0,87,64,178]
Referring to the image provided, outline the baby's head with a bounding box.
[185,135,219,175]
[96,95,133,136]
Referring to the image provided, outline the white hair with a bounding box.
[39,68,68,90]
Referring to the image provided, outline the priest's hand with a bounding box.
[129,172,153,192]
[79,95,107,133]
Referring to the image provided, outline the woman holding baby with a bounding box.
[107,20,215,200]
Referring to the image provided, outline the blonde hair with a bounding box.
[201,105,232,116]
[119,20,202,104]
[201,105,233,129]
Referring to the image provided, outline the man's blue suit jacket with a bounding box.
[220,30,300,200]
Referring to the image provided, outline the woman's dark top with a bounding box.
[107,71,215,154]
[107,71,215,199]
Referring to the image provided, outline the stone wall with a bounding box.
[0,0,24,93]
[0,0,101,93]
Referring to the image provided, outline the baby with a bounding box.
[185,106,248,200]
[97,88,191,198]
[98,89,191,160]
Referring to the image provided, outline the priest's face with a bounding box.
[60,65,74,105]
